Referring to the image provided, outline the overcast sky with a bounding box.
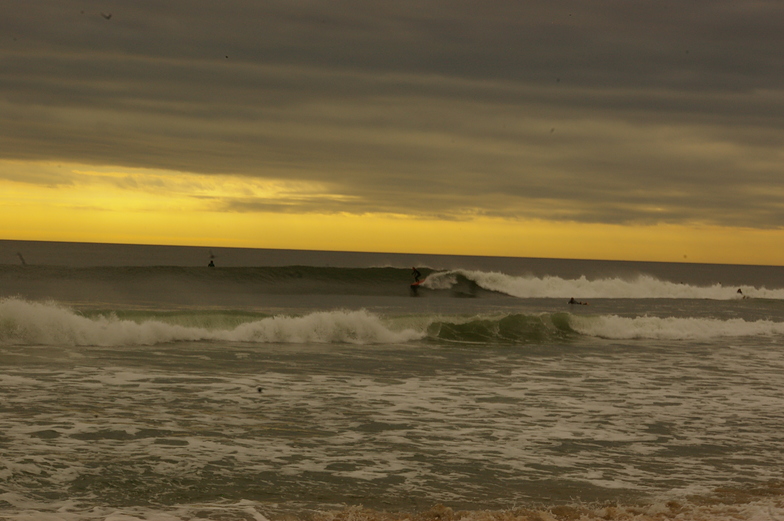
[2,1,784,261]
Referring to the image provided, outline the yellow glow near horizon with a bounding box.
[3,160,784,266]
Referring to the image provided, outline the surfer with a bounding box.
[208,260,215,267]
[412,267,421,283]
[569,297,587,305]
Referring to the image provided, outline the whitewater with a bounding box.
[4,297,784,346]
[1,240,783,521]
[423,269,784,299]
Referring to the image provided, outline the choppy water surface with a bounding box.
[1,242,783,520]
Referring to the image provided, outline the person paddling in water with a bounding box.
[412,267,422,283]
[569,297,588,305]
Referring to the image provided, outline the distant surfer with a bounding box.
[569,297,587,305]
[410,267,423,296]
[208,260,215,267]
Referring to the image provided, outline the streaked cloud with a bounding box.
[2,0,784,253]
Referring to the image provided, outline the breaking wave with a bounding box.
[423,270,784,299]
[4,298,784,347]
[429,312,575,344]
[569,314,784,340]
[0,298,423,346]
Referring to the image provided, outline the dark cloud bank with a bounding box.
[2,0,783,226]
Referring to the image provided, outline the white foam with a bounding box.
[223,310,423,344]
[5,296,784,346]
[0,374,41,386]
[426,270,784,299]
[570,314,784,340]
[0,298,423,346]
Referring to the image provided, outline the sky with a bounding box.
[2,0,784,265]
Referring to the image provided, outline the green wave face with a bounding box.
[428,313,577,345]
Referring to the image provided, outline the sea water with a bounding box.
[1,240,783,521]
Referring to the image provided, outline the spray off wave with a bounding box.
[424,269,784,299]
[4,298,784,347]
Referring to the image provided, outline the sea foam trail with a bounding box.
[425,270,784,299]
[0,298,423,346]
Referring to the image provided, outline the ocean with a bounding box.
[1,240,783,521]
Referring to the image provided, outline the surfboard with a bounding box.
[410,279,425,288]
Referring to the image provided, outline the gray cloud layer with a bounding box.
[2,0,783,226]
